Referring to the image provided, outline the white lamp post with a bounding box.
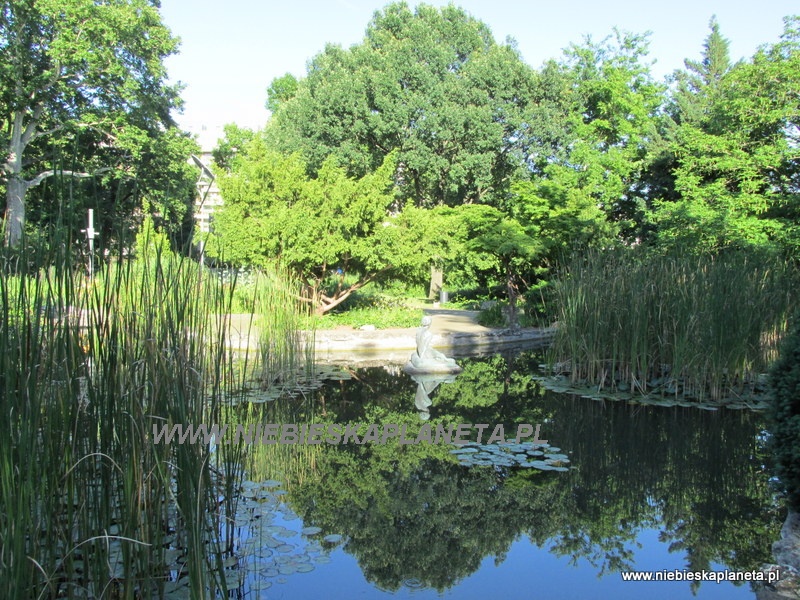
[83,209,98,278]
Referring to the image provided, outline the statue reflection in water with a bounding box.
[409,373,458,420]
[404,316,462,419]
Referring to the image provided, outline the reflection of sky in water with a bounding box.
[250,514,756,599]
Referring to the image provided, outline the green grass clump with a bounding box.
[548,249,797,403]
[476,302,506,327]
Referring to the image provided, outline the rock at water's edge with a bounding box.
[757,510,800,599]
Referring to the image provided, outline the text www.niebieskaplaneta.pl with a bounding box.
[151,422,547,446]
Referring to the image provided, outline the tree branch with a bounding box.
[26,167,113,190]
[20,103,45,148]
[316,266,394,314]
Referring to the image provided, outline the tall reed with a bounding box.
[252,267,315,390]
[0,226,311,597]
[548,249,797,402]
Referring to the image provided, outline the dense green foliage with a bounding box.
[1,0,198,249]
[654,17,800,253]
[215,7,800,315]
[770,318,800,510]
[207,140,439,313]
[265,3,534,208]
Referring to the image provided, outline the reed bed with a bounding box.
[548,250,797,403]
[0,234,311,598]
[251,268,315,390]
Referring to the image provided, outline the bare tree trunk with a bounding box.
[4,108,34,247]
[4,176,27,247]
[506,267,519,330]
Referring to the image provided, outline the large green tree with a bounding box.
[523,31,664,242]
[207,139,427,314]
[653,17,800,253]
[670,15,732,128]
[0,0,186,246]
[264,2,535,208]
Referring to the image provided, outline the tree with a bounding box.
[457,204,541,328]
[652,17,800,254]
[446,180,618,326]
[1,0,183,246]
[206,139,427,314]
[638,17,733,228]
[527,31,664,242]
[670,15,732,128]
[264,2,535,208]
[211,123,255,171]
[265,73,298,114]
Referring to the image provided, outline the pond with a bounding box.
[210,350,782,599]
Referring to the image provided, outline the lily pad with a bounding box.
[314,555,332,564]
[545,453,570,461]
[296,563,315,573]
[262,536,282,548]
[251,580,272,592]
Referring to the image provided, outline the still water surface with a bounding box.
[232,350,781,599]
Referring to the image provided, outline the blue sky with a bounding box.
[159,0,798,149]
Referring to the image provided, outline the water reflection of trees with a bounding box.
[290,452,564,592]
[253,353,782,593]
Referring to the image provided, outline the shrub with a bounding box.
[476,302,506,327]
[769,317,800,510]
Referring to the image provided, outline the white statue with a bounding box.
[404,316,462,375]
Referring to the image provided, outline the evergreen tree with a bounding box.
[671,15,732,127]
[653,17,800,254]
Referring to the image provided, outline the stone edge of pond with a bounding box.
[312,326,556,353]
[223,313,556,354]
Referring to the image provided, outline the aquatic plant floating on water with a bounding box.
[450,440,571,471]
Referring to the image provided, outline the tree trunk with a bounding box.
[506,268,519,330]
[5,108,33,247]
[429,264,443,300]
[4,175,27,247]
